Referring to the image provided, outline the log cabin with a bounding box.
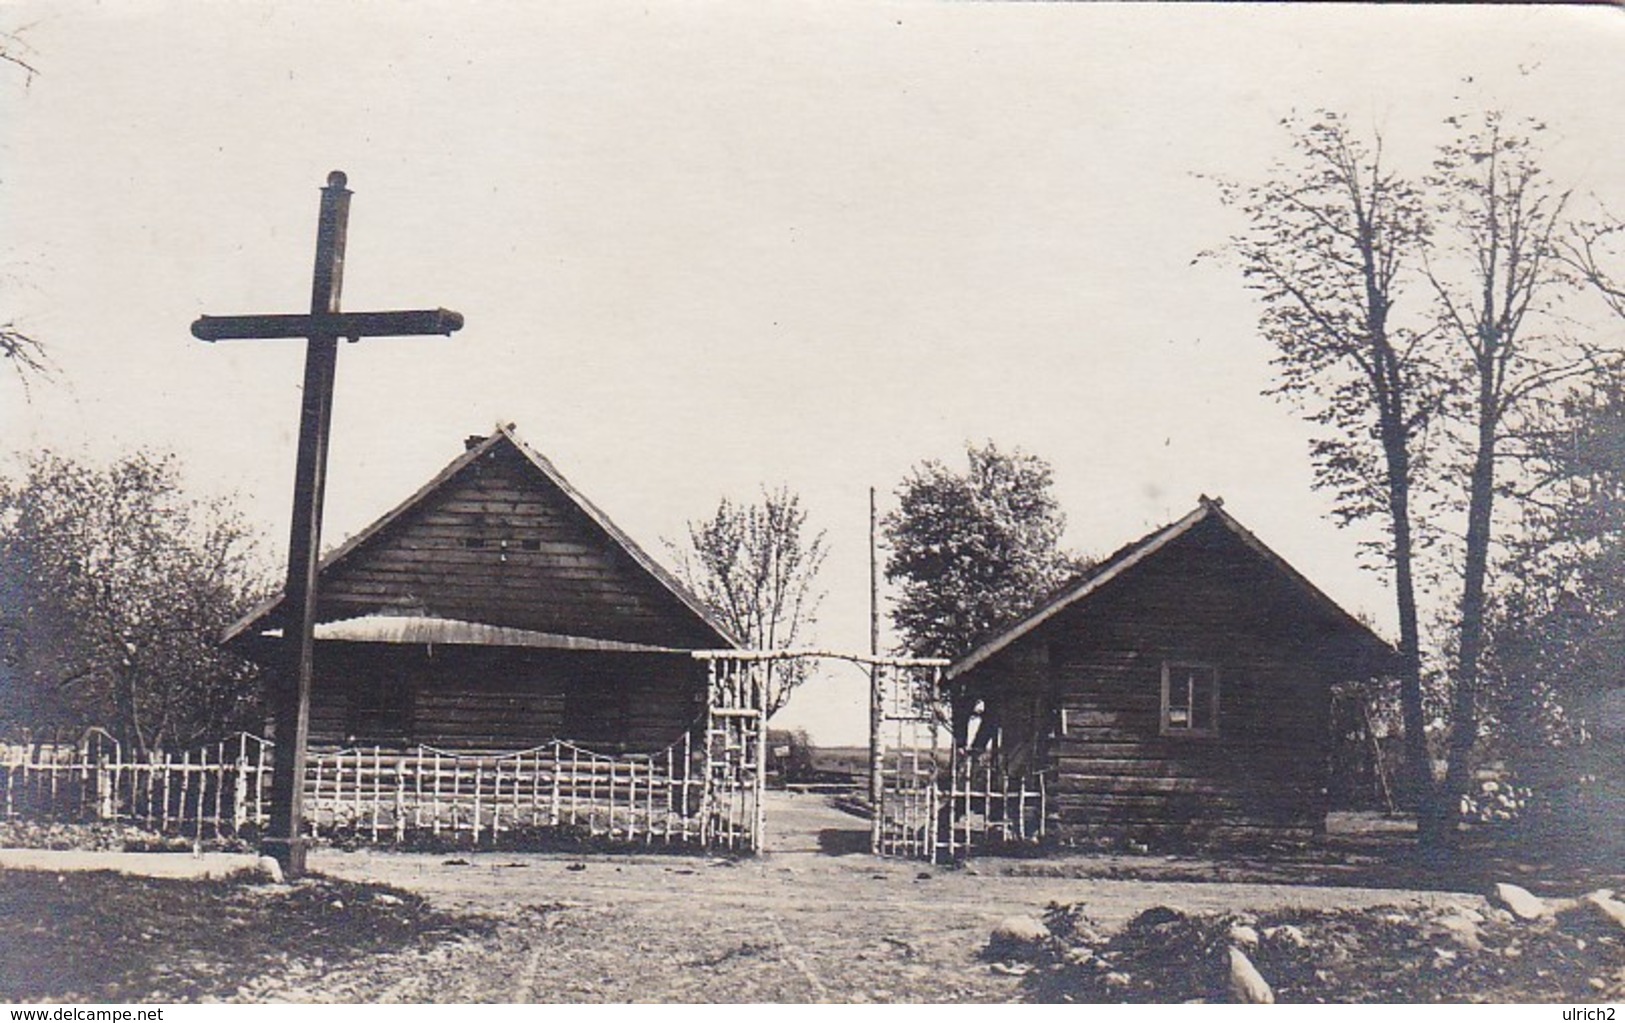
[223,424,738,755]
[944,496,1396,846]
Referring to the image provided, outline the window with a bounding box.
[347,675,413,746]
[1161,662,1219,736]
[563,681,629,747]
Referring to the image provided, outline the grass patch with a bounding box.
[0,869,492,1002]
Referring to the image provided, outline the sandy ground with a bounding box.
[223,792,1486,1003]
[0,849,259,878]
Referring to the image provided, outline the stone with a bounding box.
[1228,924,1260,949]
[1264,924,1308,948]
[1439,904,1484,924]
[1492,882,1549,921]
[990,915,1051,949]
[255,855,284,884]
[1105,971,1132,988]
[373,892,404,907]
[1579,892,1625,933]
[1228,947,1274,1004]
[1432,912,1483,951]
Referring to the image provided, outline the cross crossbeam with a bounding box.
[192,308,463,342]
[194,170,462,877]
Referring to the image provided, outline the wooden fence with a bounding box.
[0,728,751,849]
[940,754,1048,858]
[0,731,270,842]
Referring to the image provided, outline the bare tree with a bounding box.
[1,24,48,394]
[1423,111,1611,840]
[669,487,828,719]
[1212,112,1442,823]
[1564,215,1625,323]
[1217,110,1616,847]
[0,26,38,83]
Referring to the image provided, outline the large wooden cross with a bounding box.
[193,170,463,876]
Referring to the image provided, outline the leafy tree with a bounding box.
[1212,111,1441,818]
[669,486,828,718]
[0,451,265,751]
[883,441,1083,661]
[1489,369,1625,796]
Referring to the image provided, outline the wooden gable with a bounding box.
[226,426,734,651]
[948,497,1395,684]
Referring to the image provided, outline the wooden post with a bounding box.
[193,174,463,877]
[491,757,504,840]
[701,662,714,847]
[432,751,443,836]
[371,745,382,843]
[96,754,112,821]
[233,751,249,834]
[869,489,884,856]
[414,747,424,831]
[177,750,192,836]
[549,742,561,827]
[211,743,226,838]
[680,730,692,843]
[262,173,349,876]
[753,685,766,852]
[350,749,361,832]
[395,758,407,844]
[254,738,267,827]
[158,752,171,832]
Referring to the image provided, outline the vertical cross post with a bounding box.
[194,171,461,877]
[263,171,351,877]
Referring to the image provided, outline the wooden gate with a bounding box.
[869,661,1051,861]
[697,655,769,851]
[871,660,950,859]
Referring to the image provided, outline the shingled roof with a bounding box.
[946,496,1395,681]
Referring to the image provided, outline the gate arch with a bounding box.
[692,649,1047,861]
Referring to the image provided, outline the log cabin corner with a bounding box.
[944,496,1397,848]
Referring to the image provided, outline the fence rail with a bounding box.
[0,729,748,849]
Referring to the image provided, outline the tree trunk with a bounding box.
[1435,406,1501,847]
[1388,466,1431,815]
[1377,382,1437,842]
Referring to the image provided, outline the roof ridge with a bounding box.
[222,425,740,648]
[945,499,1392,680]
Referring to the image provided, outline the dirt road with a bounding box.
[239,792,1483,1003]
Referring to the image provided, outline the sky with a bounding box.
[3,2,1624,744]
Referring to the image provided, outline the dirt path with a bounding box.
[236,792,1485,1003]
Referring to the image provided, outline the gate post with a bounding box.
[869,663,883,855]
[233,755,249,834]
[753,663,767,853]
[95,754,113,821]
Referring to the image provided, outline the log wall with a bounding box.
[307,644,706,755]
[970,516,1345,846]
[316,442,719,648]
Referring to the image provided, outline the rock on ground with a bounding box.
[255,857,285,885]
[1579,892,1625,933]
[1227,946,1274,1004]
[990,916,1050,951]
[1492,882,1549,921]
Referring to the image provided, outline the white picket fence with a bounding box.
[0,730,270,842]
[0,727,753,848]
